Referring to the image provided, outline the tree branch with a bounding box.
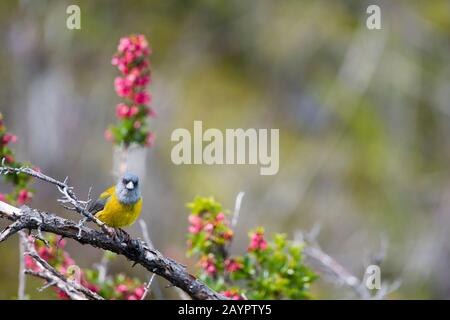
[0,201,225,300]
[0,163,225,300]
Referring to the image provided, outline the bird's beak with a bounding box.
[125,181,134,190]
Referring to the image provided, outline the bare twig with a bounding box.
[20,232,103,300]
[18,231,26,300]
[141,273,156,300]
[95,253,110,284]
[24,270,87,300]
[303,243,370,299]
[139,219,154,249]
[0,162,108,234]
[295,229,400,300]
[231,192,245,228]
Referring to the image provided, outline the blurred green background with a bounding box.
[0,0,450,299]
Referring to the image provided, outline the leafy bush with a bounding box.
[187,196,317,299]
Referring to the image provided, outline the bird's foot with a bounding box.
[109,228,131,243]
[104,226,116,238]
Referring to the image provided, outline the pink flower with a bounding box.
[260,239,268,250]
[118,37,132,52]
[0,193,5,202]
[4,154,14,163]
[17,189,32,204]
[2,133,17,145]
[248,230,268,251]
[188,214,202,225]
[128,106,139,117]
[199,255,217,275]
[188,225,202,234]
[133,91,151,105]
[114,77,132,97]
[38,246,53,261]
[111,56,120,66]
[206,265,216,274]
[116,284,129,294]
[222,290,243,300]
[118,63,129,74]
[216,212,225,222]
[127,295,138,300]
[136,75,151,86]
[225,259,242,272]
[116,103,130,119]
[109,34,154,148]
[203,223,214,232]
[134,287,144,299]
[25,255,39,271]
[188,214,203,234]
[57,290,70,300]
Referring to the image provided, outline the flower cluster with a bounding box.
[186,196,317,300]
[199,254,218,276]
[248,228,268,251]
[224,258,242,273]
[25,235,101,299]
[221,288,244,300]
[0,112,34,206]
[103,274,145,300]
[106,34,156,147]
[187,197,234,256]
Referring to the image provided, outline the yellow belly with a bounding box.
[96,195,142,228]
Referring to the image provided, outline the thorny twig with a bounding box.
[20,232,103,300]
[0,161,109,235]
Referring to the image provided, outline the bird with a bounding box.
[88,173,142,239]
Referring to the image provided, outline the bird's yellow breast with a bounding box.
[96,191,142,228]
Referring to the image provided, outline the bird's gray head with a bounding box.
[116,173,141,205]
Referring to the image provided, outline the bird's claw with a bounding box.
[106,227,131,243]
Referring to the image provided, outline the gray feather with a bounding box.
[88,196,110,215]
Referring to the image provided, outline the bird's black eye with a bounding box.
[122,179,128,184]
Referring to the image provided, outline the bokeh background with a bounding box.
[1,0,450,299]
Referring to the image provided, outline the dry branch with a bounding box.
[20,232,103,300]
[0,201,224,300]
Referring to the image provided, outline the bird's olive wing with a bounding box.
[88,195,110,214]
